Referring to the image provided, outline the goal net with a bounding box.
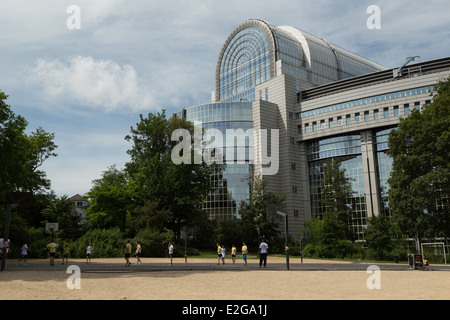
[421,242,448,265]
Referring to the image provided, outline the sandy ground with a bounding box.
[1,257,449,300]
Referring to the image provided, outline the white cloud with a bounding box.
[28,56,155,113]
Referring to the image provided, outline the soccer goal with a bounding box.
[421,242,447,266]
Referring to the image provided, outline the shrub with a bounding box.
[132,229,173,257]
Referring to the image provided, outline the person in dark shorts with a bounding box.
[125,240,132,266]
[135,242,142,265]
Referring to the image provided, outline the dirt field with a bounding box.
[1,257,449,300]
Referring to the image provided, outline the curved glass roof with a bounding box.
[219,27,271,101]
[215,19,386,100]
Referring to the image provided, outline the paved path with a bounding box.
[7,257,450,272]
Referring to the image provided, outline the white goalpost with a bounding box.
[421,242,447,266]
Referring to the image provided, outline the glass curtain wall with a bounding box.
[182,102,253,220]
[374,127,395,217]
[307,134,368,240]
[219,27,271,102]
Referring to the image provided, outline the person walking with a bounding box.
[17,243,29,265]
[86,243,93,264]
[241,241,248,266]
[168,242,174,266]
[62,245,70,265]
[216,242,222,265]
[135,242,142,265]
[47,241,58,266]
[258,238,269,268]
[125,240,132,266]
[231,244,237,264]
[220,245,226,264]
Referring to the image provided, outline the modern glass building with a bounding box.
[174,19,450,238]
[175,102,253,220]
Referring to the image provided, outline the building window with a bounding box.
[374,109,379,119]
[320,120,325,129]
[364,111,370,122]
[329,118,334,128]
[312,122,317,132]
[292,186,297,193]
[414,101,420,111]
[337,116,342,126]
[355,113,360,122]
[346,115,351,125]
[293,210,299,217]
[290,137,295,144]
[289,112,293,119]
[305,124,309,133]
[393,106,399,116]
[291,163,296,170]
[404,104,410,115]
[265,88,269,101]
[383,107,389,118]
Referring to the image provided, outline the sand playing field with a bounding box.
[1,257,449,300]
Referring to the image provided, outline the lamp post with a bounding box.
[276,211,289,270]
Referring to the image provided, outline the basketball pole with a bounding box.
[1,204,17,271]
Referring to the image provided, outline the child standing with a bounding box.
[231,244,237,264]
[62,245,70,265]
[242,241,248,266]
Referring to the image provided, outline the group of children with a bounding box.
[10,239,263,268]
[39,240,143,266]
[216,242,249,266]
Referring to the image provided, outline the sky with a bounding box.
[1,0,449,197]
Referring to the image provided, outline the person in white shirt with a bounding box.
[220,245,226,264]
[17,243,29,265]
[86,243,93,264]
[258,238,269,268]
[168,242,174,266]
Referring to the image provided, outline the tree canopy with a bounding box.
[0,90,57,199]
[387,77,450,240]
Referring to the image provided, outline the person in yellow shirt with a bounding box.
[62,245,70,265]
[242,242,248,266]
[216,242,222,265]
[125,240,132,267]
[46,242,59,266]
[231,244,237,264]
[135,242,142,265]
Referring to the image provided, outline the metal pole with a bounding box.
[1,204,12,271]
[299,236,303,263]
[285,215,289,270]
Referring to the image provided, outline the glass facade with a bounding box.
[374,128,395,217]
[219,27,271,102]
[178,102,253,220]
[307,134,367,240]
[306,128,400,238]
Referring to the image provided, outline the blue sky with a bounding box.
[1,0,449,197]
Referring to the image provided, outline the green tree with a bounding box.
[0,91,57,197]
[41,195,84,240]
[303,159,358,258]
[387,77,450,242]
[364,215,398,260]
[125,111,211,240]
[85,165,133,232]
[239,175,286,248]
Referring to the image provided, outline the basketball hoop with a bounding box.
[45,223,59,232]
